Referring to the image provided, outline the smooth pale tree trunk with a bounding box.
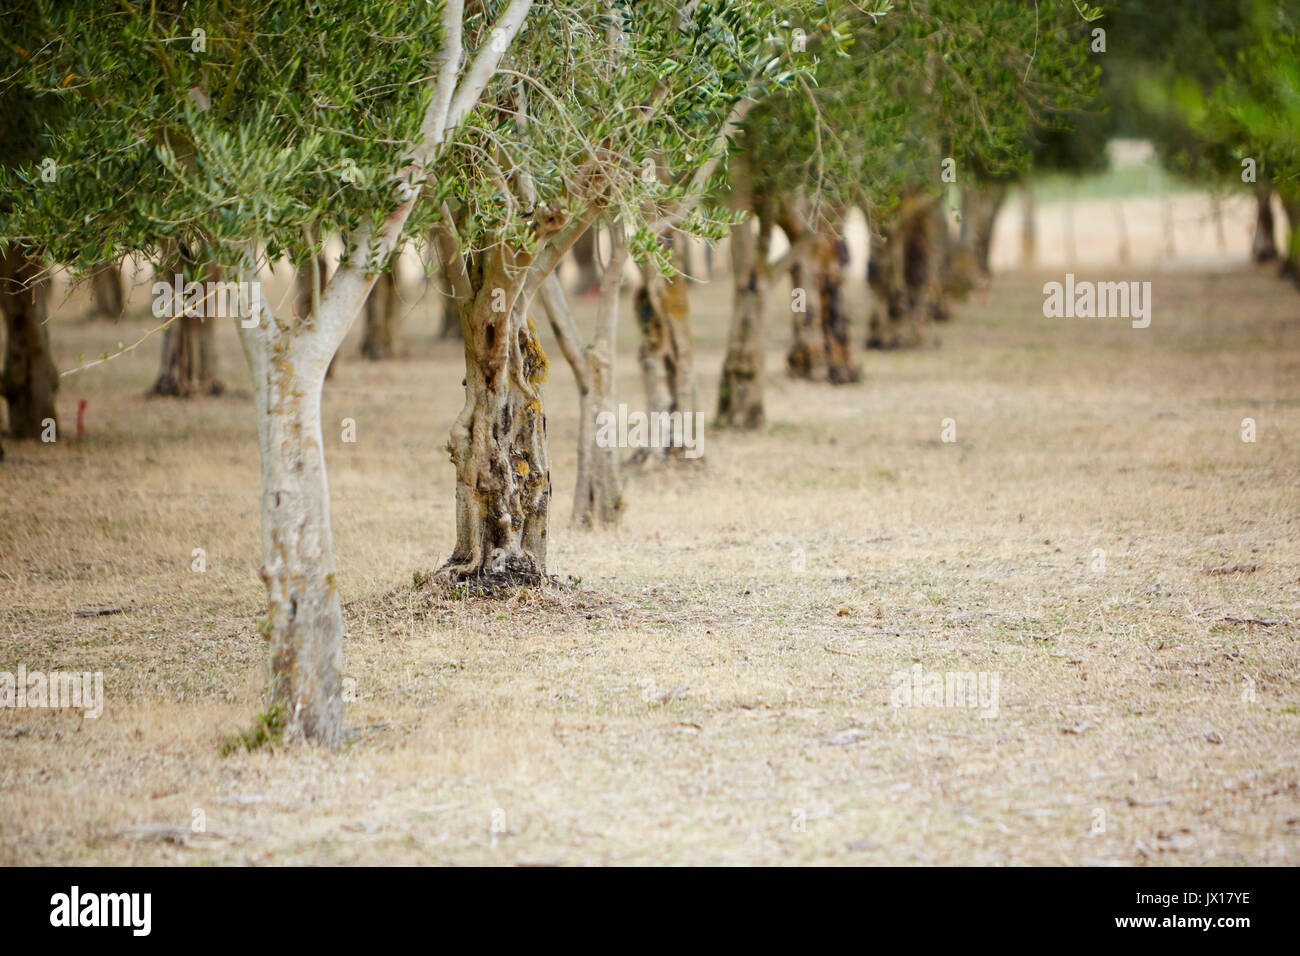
[717,210,772,428]
[570,227,601,298]
[1,244,59,439]
[1253,180,1279,263]
[150,251,225,397]
[361,266,399,359]
[88,260,125,321]
[1020,180,1036,266]
[632,232,699,464]
[541,225,628,526]
[443,263,551,582]
[237,258,345,748]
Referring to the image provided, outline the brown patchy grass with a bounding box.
[1,258,1298,866]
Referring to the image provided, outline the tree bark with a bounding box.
[1,244,59,439]
[361,265,400,359]
[150,250,225,397]
[718,195,772,427]
[441,251,551,583]
[632,232,699,463]
[88,260,125,321]
[237,259,344,748]
[1253,180,1279,264]
[816,232,858,383]
[295,251,335,379]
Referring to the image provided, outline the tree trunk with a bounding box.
[238,264,345,747]
[960,182,1006,278]
[295,253,335,379]
[1279,191,1300,284]
[1,244,59,439]
[817,232,858,383]
[150,251,225,397]
[442,255,551,584]
[785,241,823,379]
[632,232,699,463]
[88,260,125,321]
[1253,180,1279,263]
[1020,180,1036,266]
[718,211,771,428]
[868,195,937,349]
[543,225,628,527]
[570,227,601,298]
[361,266,399,359]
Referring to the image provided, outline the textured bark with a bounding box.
[238,271,344,748]
[88,260,125,321]
[1,245,59,439]
[718,210,771,428]
[816,233,858,383]
[442,253,551,583]
[361,266,399,359]
[1253,180,1279,264]
[632,232,698,463]
[785,243,823,380]
[570,227,601,297]
[150,251,225,397]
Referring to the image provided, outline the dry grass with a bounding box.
[1,254,1298,866]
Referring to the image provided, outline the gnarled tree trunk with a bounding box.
[815,231,857,383]
[718,203,772,428]
[442,252,551,584]
[633,231,699,463]
[867,196,938,349]
[151,249,225,397]
[1,244,58,439]
[361,266,399,359]
[88,260,125,321]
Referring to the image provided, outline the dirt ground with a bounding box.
[1,246,1298,865]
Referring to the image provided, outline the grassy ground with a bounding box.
[1,257,1297,865]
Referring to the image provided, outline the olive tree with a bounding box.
[0,0,534,745]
